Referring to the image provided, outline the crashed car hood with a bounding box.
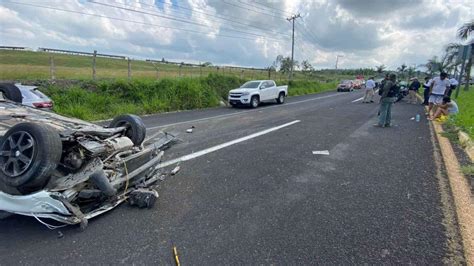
[0,100,115,136]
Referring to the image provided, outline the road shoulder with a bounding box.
[431,120,474,265]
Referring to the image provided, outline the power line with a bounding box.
[4,1,282,42]
[222,0,287,20]
[117,0,291,38]
[251,0,294,16]
[88,0,284,41]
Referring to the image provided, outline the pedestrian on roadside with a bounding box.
[428,96,459,121]
[407,77,421,104]
[363,76,376,103]
[447,76,459,97]
[374,73,398,127]
[422,76,431,105]
[427,72,451,116]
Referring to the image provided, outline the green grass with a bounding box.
[452,87,474,138]
[0,50,345,120]
[38,75,337,121]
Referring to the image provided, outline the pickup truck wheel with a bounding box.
[250,96,259,108]
[276,92,285,104]
[0,123,62,193]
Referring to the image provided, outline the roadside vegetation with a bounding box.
[41,74,336,121]
[452,87,474,138]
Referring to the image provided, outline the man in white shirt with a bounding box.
[447,76,459,97]
[428,72,451,115]
[362,77,376,103]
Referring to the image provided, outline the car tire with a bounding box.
[250,96,259,108]
[276,92,285,104]
[109,114,146,146]
[0,123,62,193]
[0,83,22,103]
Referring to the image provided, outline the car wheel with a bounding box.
[0,123,62,193]
[230,102,236,108]
[250,96,259,108]
[0,83,22,103]
[276,92,285,104]
[109,114,146,146]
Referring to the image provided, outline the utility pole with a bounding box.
[287,13,301,81]
[335,55,343,70]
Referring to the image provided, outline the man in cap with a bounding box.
[375,73,398,127]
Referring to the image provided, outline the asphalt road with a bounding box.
[0,90,464,264]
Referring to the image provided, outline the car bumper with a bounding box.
[228,95,251,105]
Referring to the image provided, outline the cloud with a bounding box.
[0,0,472,70]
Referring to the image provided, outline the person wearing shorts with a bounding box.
[428,72,450,115]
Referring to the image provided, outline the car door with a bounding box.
[267,80,278,99]
[259,81,270,101]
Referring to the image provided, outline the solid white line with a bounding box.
[147,93,343,130]
[155,120,301,169]
[352,97,364,103]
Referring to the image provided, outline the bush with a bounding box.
[41,75,337,121]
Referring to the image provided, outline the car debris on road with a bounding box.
[0,95,177,229]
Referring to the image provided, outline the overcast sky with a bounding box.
[1,0,472,70]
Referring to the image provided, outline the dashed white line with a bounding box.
[147,93,343,130]
[155,120,301,169]
[351,97,364,103]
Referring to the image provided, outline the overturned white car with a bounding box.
[0,87,174,229]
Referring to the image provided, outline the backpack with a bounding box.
[387,84,400,97]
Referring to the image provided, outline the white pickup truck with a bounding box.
[228,80,288,108]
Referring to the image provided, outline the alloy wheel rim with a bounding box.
[0,131,36,177]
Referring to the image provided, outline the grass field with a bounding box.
[0,49,345,120]
[0,50,317,81]
[452,87,474,138]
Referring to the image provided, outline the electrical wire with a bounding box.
[111,0,291,38]
[88,0,284,40]
[4,1,281,42]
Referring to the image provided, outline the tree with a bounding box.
[300,60,314,74]
[444,43,462,75]
[202,62,213,67]
[457,20,474,40]
[273,55,298,74]
[457,21,473,90]
[397,63,407,79]
[407,66,416,78]
[376,64,386,74]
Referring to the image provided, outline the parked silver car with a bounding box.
[16,84,53,109]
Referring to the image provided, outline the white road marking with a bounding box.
[312,150,330,155]
[155,120,301,169]
[352,97,364,103]
[147,93,343,130]
[351,89,379,103]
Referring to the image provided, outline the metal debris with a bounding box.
[312,150,330,155]
[171,165,181,175]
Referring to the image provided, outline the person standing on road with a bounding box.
[422,76,431,105]
[375,73,398,127]
[447,76,459,97]
[363,77,376,103]
[428,72,451,115]
[407,77,421,104]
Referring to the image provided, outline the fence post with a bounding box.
[92,50,97,80]
[179,65,182,77]
[200,65,203,77]
[240,70,244,79]
[127,57,131,80]
[49,56,55,81]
